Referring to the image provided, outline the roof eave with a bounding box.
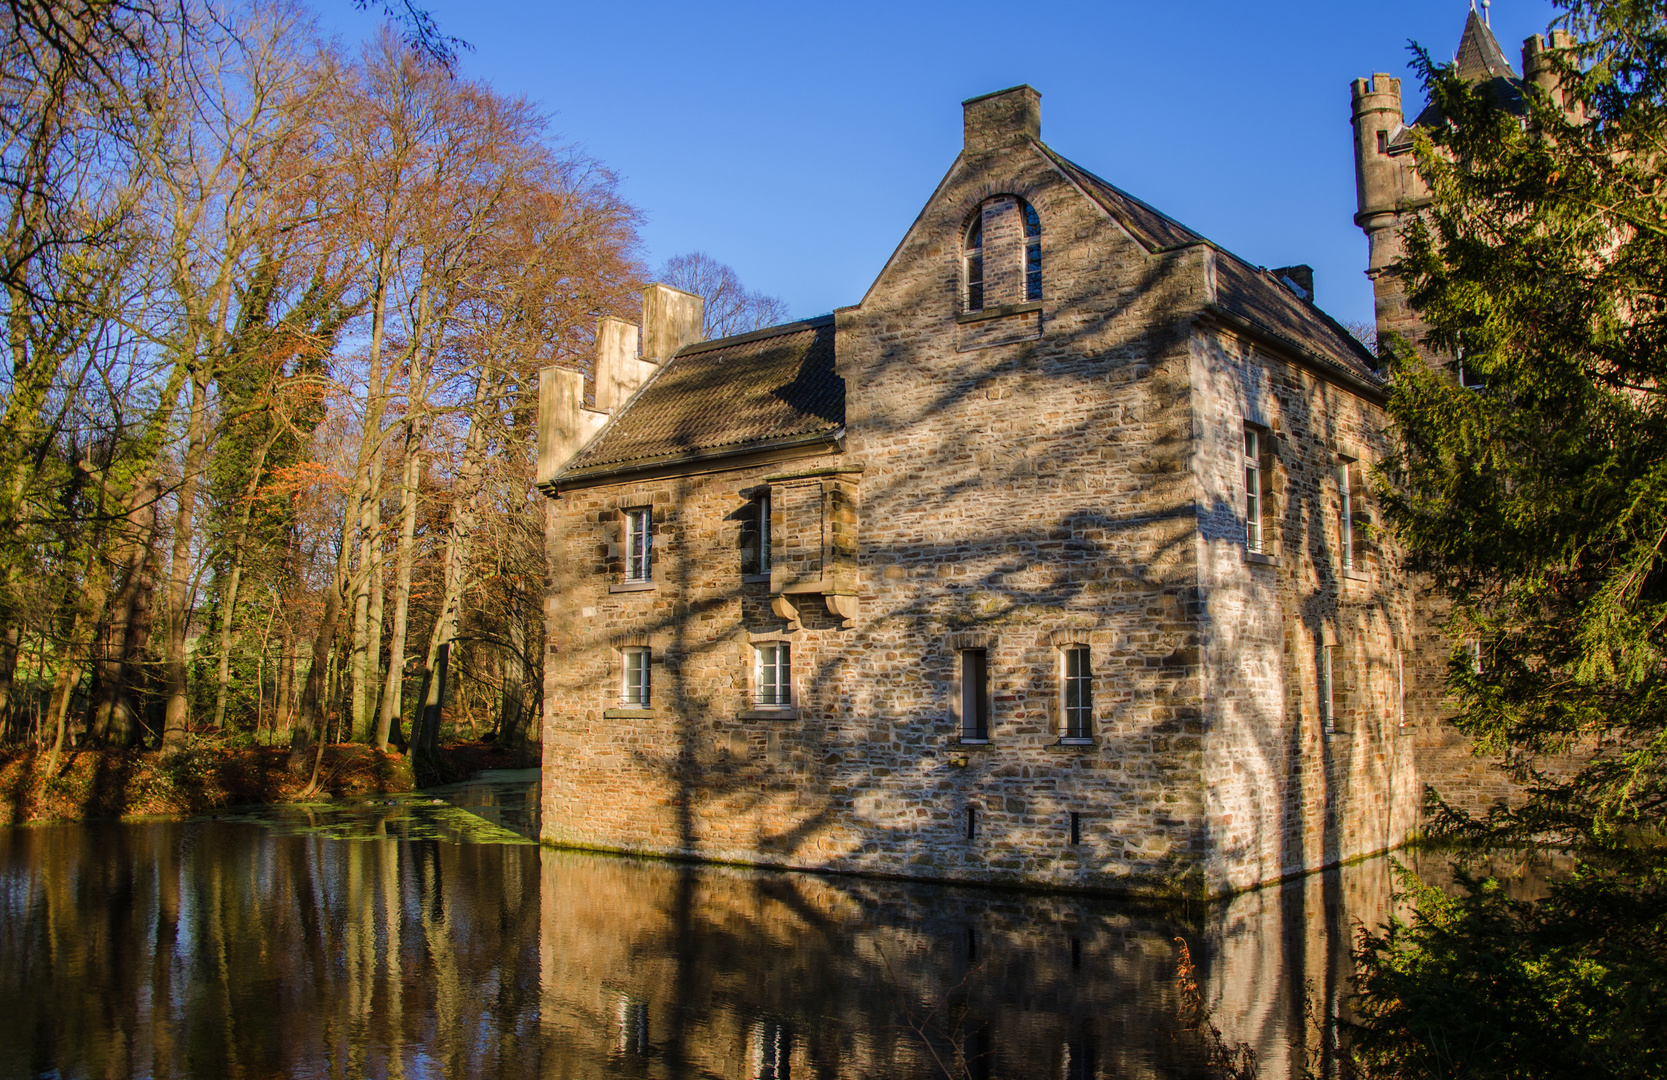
[1199,306,1387,404]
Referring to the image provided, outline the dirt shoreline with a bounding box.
[0,741,526,826]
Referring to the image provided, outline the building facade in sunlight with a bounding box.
[531,17,1533,897]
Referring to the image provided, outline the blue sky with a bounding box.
[320,0,1562,330]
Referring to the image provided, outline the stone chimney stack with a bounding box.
[963,85,1041,156]
[1271,265,1315,303]
[641,283,704,362]
[535,283,707,488]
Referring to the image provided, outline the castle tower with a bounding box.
[1351,5,1521,356]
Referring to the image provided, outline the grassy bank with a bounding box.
[0,740,528,826]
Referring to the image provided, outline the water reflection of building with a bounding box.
[1,817,1553,1080]
[535,847,1411,1080]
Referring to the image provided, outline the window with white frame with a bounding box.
[625,507,652,581]
[1023,200,1042,302]
[1396,647,1406,728]
[1245,427,1264,553]
[1337,460,1369,572]
[1061,645,1092,741]
[964,214,984,312]
[960,648,990,741]
[755,642,791,708]
[1320,643,1338,734]
[621,646,651,707]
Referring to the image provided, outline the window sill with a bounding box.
[739,707,798,720]
[956,737,992,747]
[609,580,655,593]
[1048,738,1097,751]
[741,573,771,584]
[1245,551,1278,567]
[603,708,654,719]
[1340,568,1369,583]
[955,300,1041,325]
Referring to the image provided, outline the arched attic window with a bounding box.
[962,197,1042,313]
[1023,200,1042,302]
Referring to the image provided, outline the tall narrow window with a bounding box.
[1061,645,1092,741]
[757,491,771,575]
[625,508,652,581]
[1245,428,1263,553]
[960,649,989,741]
[1023,201,1042,301]
[1320,644,1337,734]
[756,643,791,708]
[622,647,651,707]
[964,215,984,312]
[1396,648,1406,728]
[1337,465,1354,571]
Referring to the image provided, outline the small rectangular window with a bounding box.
[1061,645,1092,740]
[1245,428,1263,553]
[1069,811,1081,845]
[625,508,652,581]
[1376,130,1388,154]
[966,805,977,840]
[621,646,651,707]
[1338,465,1353,571]
[966,253,984,311]
[960,649,989,741]
[1321,644,1337,734]
[755,643,791,708]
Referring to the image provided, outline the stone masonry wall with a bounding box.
[1189,324,1423,895]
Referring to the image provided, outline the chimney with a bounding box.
[963,85,1041,156]
[642,283,704,362]
[593,316,653,413]
[1271,265,1315,303]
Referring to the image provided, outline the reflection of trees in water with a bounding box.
[0,821,1492,1079]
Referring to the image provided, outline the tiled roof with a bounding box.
[559,316,842,478]
[1049,148,1378,380]
[1211,253,1381,382]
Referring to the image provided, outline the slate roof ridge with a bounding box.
[677,313,835,357]
[1210,248,1382,379]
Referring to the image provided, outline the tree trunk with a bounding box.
[350,449,383,741]
[89,477,161,746]
[375,435,420,751]
[287,583,341,773]
[162,371,211,752]
[499,609,528,756]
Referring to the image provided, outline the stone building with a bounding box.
[533,34,1512,896]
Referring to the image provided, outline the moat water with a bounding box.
[0,772,1511,1079]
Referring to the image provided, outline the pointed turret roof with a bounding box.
[1400,6,1524,138]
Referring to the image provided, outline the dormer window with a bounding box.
[964,215,984,311]
[1023,201,1042,301]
